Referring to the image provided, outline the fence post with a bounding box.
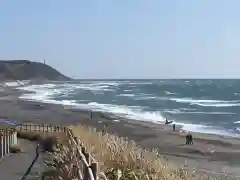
[85,152,90,164]
[91,162,98,180]
[3,130,7,155]
[82,146,90,180]
[0,134,3,158]
[83,167,90,180]
[7,130,10,154]
[10,130,13,145]
[12,130,18,145]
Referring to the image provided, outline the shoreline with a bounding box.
[1,85,240,175]
[14,81,240,139]
[5,84,240,143]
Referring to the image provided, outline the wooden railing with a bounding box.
[0,127,18,158]
[20,151,40,180]
[16,123,99,180]
[67,128,98,180]
[17,123,67,134]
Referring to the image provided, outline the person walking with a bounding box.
[185,134,189,144]
[36,143,40,156]
[173,124,176,132]
[89,111,93,120]
[189,133,193,144]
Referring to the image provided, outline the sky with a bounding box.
[0,0,240,79]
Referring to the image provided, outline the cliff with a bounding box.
[0,60,71,81]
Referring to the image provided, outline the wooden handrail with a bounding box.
[20,149,40,180]
[67,128,96,180]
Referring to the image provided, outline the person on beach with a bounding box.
[173,124,176,132]
[36,143,40,155]
[185,134,189,144]
[165,118,168,124]
[89,111,93,120]
[189,133,193,144]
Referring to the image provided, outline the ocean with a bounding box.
[13,79,240,137]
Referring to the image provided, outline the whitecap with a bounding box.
[164,109,235,115]
[193,102,240,107]
[117,94,135,97]
[123,89,132,92]
[165,91,177,95]
[169,97,240,107]
[4,80,29,87]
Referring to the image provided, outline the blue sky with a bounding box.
[0,0,240,79]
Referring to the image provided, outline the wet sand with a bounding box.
[1,86,240,177]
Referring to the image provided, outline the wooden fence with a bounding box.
[16,123,98,180]
[66,128,98,180]
[17,123,67,134]
[0,127,18,158]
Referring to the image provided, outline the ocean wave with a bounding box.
[3,80,30,87]
[15,82,240,137]
[128,82,153,85]
[117,94,135,97]
[17,84,62,101]
[123,89,133,92]
[164,91,178,95]
[164,109,235,115]
[192,102,240,107]
[181,124,239,137]
[134,96,156,100]
[73,84,114,92]
[170,98,236,104]
[170,97,240,107]
[16,84,226,136]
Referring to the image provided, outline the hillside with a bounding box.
[0,60,71,81]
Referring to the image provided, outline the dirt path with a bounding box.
[0,139,44,180]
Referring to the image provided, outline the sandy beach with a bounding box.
[1,86,240,177]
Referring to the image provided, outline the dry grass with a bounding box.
[43,124,193,180]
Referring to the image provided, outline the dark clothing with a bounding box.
[89,111,93,120]
[189,134,193,144]
[186,134,189,144]
[173,124,176,131]
[186,134,193,145]
[36,144,40,155]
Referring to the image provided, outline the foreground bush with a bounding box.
[43,124,192,180]
[17,131,42,141]
[40,136,58,152]
[10,144,23,153]
[17,130,69,153]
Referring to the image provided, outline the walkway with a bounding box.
[0,139,44,180]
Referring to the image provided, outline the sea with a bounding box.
[5,79,240,137]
